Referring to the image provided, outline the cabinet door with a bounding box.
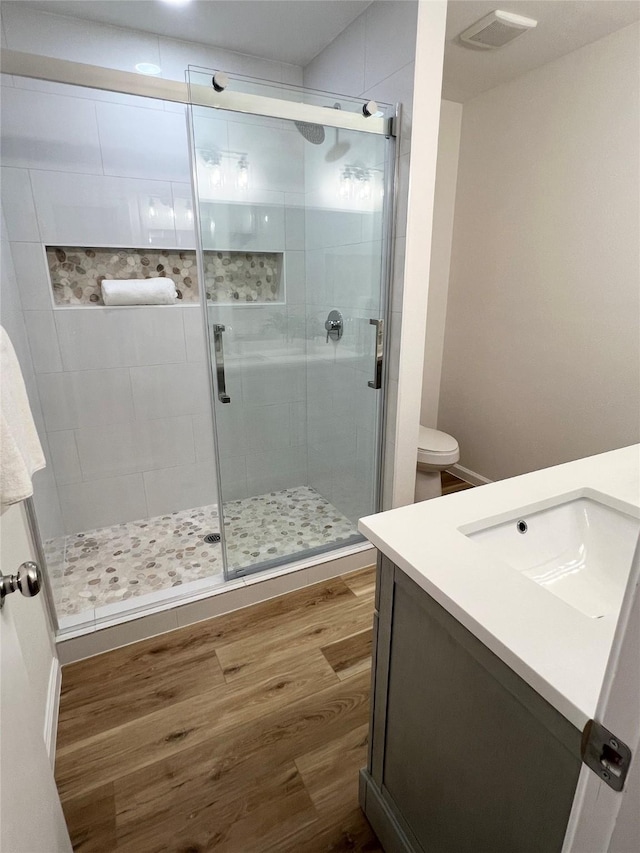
[381,570,582,853]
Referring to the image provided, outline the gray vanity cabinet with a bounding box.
[360,553,583,853]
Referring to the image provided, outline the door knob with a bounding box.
[0,561,42,609]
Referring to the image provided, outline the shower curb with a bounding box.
[56,544,375,664]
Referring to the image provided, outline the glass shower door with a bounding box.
[188,70,393,579]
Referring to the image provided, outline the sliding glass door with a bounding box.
[188,70,394,579]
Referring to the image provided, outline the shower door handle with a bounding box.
[368,318,384,389]
[213,324,231,403]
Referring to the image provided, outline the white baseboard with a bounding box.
[43,657,61,766]
[450,463,493,487]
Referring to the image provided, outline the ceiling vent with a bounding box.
[459,10,537,50]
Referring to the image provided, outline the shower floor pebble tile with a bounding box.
[45,486,358,618]
[45,505,223,618]
[224,485,358,572]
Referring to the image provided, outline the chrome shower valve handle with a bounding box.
[325,310,344,343]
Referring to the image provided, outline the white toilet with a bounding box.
[414,425,460,501]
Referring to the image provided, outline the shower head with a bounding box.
[324,102,351,163]
[294,103,348,146]
[324,129,351,162]
[294,121,325,144]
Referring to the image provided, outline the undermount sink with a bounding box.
[462,491,640,619]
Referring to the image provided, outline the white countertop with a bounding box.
[359,445,640,731]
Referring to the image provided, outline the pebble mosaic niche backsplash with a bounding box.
[46,246,283,306]
[203,251,282,303]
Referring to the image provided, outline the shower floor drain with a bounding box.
[203,533,221,544]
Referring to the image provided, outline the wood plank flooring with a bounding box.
[56,567,382,852]
[441,471,474,496]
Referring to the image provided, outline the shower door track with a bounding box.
[1,50,390,135]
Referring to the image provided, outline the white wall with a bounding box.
[438,22,640,481]
[387,1,447,506]
[421,98,462,428]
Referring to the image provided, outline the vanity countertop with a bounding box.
[359,445,640,731]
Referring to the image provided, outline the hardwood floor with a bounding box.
[55,567,382,852]
[441,471,474,496]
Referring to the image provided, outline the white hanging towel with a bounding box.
[1,326,45,506]
[101,277,178,306]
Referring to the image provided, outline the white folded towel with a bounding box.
[1,326,46,506]
[101,277,178,306]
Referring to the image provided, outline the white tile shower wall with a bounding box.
[96,102,191,184]
[304,0,418,514]
[0,3,308,533]
[207,305,309,500]
[143,462,218,517]
[7,242,51,310]
[0,3,320,538]
[2,4,162,74]
[53,308,187,371]
[36,369,135,432]
[192,109,307,501]
[74,416,196,481]
[0,212,64,539]
[57,474,149,533]
[34,304,216,534]
[302,135,386,521]
[1,86,104,174]
[0,4,302,87]
[0,166,41,242]
[29,170,178,248]
[21,311,63,374]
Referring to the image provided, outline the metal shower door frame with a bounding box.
[375,104,402,516]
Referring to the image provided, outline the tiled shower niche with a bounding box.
[203,251,282,303]
[46,246,283,306]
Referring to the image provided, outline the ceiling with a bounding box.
[443,0,640,102]
[9,1,640,99]
[15,0,373,67]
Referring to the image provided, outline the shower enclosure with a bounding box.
[0,55,396,633]
[188,69,393,580]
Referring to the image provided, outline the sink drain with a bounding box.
[516,519,528,534]
[203,533,221,544]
